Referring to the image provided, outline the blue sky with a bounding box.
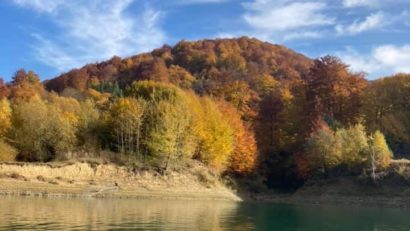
[1,0,410,81]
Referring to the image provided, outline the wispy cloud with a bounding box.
[335,11,386,35]
[243,1,333,31]
[175,0,228,4]
[12,0,166,72]
[342,0,410,8]
[283,31,323,41]
[240,0,335,41]
[342,0,378,8]
[13,0,65,13]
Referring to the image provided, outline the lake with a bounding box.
[0,197,410,230]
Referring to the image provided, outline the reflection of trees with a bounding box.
[0,197,250,230]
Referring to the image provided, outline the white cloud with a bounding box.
[13,0,65,13]
[373,45,410,72]
[175,0,228,4]
[244,1,333,31]
[342,0,410,8]
[336,47,380,74]
[342,0,377,8]
[283,31,323,41]
[13,0,166,71]
[335,12,386,35]
[31,34,81,71]
[337,45,410,79]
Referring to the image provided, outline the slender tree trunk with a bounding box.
[371,153,376,182]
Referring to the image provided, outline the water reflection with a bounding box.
[2,197,410,230]
[0,197,251,230]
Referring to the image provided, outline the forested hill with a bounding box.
[45,37,312,94]
[0,37,409,191]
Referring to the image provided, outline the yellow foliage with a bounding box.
[188,96,234,171]
[0,99,12,138]
[0,140,17,161]
[370,130,393,168]
[218,102,257,174]
[336,124,369,167]
[109,98,146,155]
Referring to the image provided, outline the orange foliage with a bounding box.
[8,69,45,101]
[218,101,258,175]
[0,78,9,99]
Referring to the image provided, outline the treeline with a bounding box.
[0,37,409,190]
[0,73,256,174]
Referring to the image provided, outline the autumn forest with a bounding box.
[1,37,409,191]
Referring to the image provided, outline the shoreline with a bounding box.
[0,161,241,202]
[250,194,410,208]
[3,161,410,207]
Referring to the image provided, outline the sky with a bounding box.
[0,0,409,81]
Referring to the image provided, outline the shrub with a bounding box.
[0,140,17,161]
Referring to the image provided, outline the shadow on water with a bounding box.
[1,197,410,230]
[237,202,410,231]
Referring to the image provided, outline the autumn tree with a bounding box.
[8,69,45,101]
[336,124,369,169]
[0,99,12,138]
[0,98,16,161]
[0,78,9,99]
[257,86,304,155]
[137,58,169,82]
[67,69,89,90]
[47,93,101,153]
[168,65,195,89]
[126,80,184,103]
[186,95,234,171]
[368,131,393,180]
[11,99,77,161]
[306,56,367,127]
[142,99,196,170]
[305,120,341,176]
[109,98,146,155]
[218,102,257,175]
[362,74,410,156]
[304,122,392,178]
[251,74,279,97]
[125,81,198,169]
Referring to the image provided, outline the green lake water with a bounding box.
[0,197,409,230]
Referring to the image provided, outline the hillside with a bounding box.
[45,37,313,94]
[0,37,409,194]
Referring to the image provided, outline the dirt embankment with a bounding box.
[0,161,241,201]
[254,169,410,207]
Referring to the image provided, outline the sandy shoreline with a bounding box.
[3,161,410,207]
[0,161,241,201]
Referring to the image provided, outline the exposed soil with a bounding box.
[0,161,241,201]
